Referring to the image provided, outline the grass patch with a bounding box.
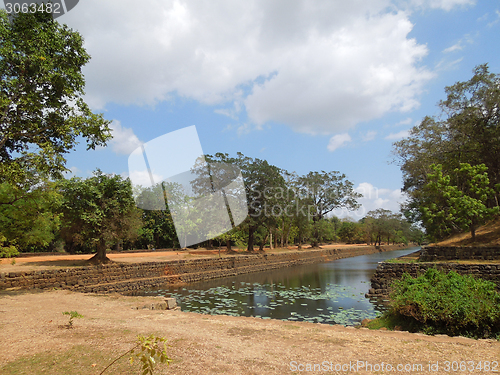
[385,258,419,264]
[0,345,134,375]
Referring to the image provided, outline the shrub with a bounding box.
[388,268,500,338]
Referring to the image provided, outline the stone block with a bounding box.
[165,297,177,310]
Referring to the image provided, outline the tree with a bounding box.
[58,171,142,263]
[134,183,177,249]
[298,171,361,247]
[337,220,358,243]
[421,163,499,241]
[393,64,500,223]
[205,152,285,252]
[0,180,61,253]
[0,10,111,186]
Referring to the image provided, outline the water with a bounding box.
[141,247,420,326]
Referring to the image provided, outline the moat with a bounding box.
[141,247,420,325]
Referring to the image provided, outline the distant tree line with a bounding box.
[0,157,424,261]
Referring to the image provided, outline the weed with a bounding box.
[62,311,83,328]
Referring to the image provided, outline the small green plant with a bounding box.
[10,258,16,265]
[100,334,171,375]
[387,268,500,338]
[0,234,19,259]
[62,311,83,328]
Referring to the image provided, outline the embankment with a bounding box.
[1,244,405,294]
[368,246,500,297]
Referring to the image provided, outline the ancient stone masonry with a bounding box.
[368,247,500,298]
[419,246,500,261]
[0,245,405,294]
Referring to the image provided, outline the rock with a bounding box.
[165,297,177,310]
[361,318,372,327]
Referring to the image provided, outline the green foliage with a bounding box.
[100,335,171,375]
[337,221,358,243]
[421,163,499,240]
[388,268,500,338]
[0,9,111,185]
[58,170,142,262]
[0,233,18,258]
[298,171,361,247]
[0,181,61,252]
[393,64,500,227]
[62,311,83,328]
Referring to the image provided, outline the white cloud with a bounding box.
[443,42,463,53]
[385,130,410,140]
[57,0,472,134]
[125,170,164,188]
[334,182,408,219]
[487,10,500,27]
[63,166,81,178]
[395,117,413,126]
[361,131,377,142]
[408,0,475,11]
[108,120,143,155]
[327,133,351,152]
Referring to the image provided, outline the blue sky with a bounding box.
[6,0,499,219]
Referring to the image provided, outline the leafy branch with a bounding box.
[100,335,172,375]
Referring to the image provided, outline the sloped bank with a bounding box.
[0,245,406,294]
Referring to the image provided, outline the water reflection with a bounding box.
[142,247,419,325]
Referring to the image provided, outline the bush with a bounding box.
[388,268,500,338]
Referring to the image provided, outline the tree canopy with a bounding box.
[58,171,142,263]
[393,64,500,239]
[0,9,111,185]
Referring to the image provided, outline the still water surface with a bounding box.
[143,247,419,326]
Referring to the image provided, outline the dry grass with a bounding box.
[436,217,500,247]
[0,290,498,375]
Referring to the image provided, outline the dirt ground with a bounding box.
[0,290,498,375]
[0,245,500,375]
[1,245,498,374]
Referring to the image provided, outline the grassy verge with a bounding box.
[0,345,134,375]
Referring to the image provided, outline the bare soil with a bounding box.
[436,218,500,246]
[0,289,498,375]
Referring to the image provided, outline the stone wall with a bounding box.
[368,262,500,297]
[0,245,405,294]
[419,246,500,261]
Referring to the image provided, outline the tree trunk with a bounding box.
[471,225,476,242]
[269,230,273,250]
[226,238,232,252]
[259,233,269,251]
[311,217,319,248]
[89,238,111,264]
[280,221,285,247]
[247,226,255,252]
[284,223,291,247]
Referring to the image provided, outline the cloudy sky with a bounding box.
[6,0,499,219]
